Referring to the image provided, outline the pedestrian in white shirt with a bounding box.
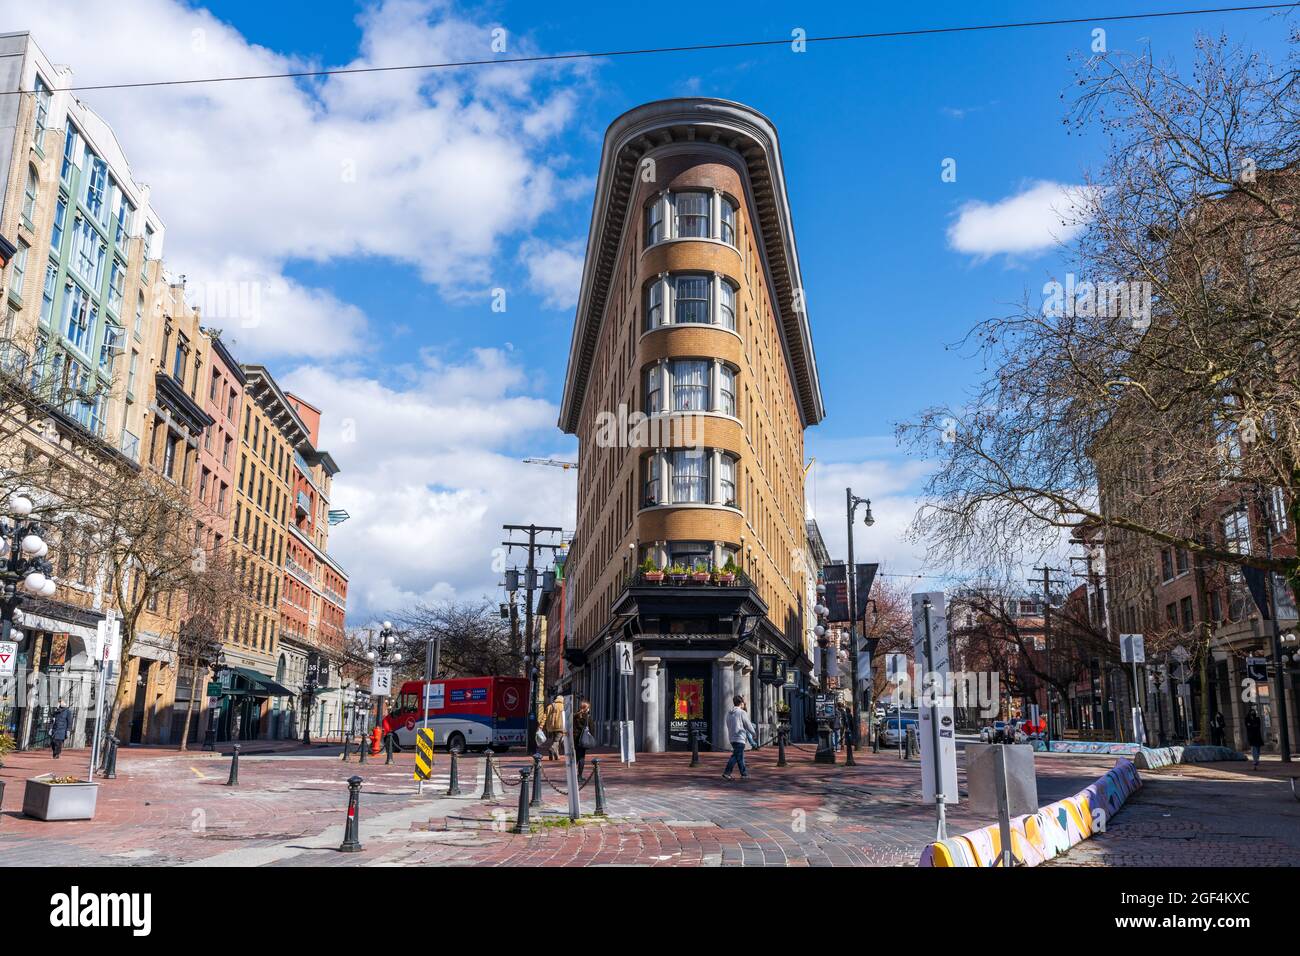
[723,695,756,781]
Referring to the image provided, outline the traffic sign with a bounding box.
[0,640,15,674]
[371,666,393,696]
[413,727,436,781]
[1120,633,1145,664]
[616,641,635,676]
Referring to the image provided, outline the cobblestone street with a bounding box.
[5,742,1296,867]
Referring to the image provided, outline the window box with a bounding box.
[691,570,712,583]
[644,570,664,584]
[714,571,736,585]
[22,775,99,821]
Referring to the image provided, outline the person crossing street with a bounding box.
[722,695,756,781]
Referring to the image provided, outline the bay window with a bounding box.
[643,358,740,417]
[642,449,741,509]
[672,359,709,411]
[644,273,741,332]
[642,541,740,574]
[644,189,740,248]
[671,450,708,502]
[64,283,94,354]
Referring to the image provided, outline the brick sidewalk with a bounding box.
[2,742,1294,866]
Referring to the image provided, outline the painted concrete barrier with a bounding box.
[918,758,1142,867]
[1135,744,1244,769]
[1029,739,1140,755]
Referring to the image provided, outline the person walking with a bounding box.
[1210,710,1226,748]
[542,694,566,760]
[831,702,843,751]
[572,699,593,777]
[1245,706,1264,769]
[49,699,72,759]
[722,695,756,781]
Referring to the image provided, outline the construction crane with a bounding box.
[523,458,578,471]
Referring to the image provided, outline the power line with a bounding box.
[8,3,1294,96]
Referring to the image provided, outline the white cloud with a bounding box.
[805,457,931,581]
[280,349,576,619]
[947,181,1099,258]
[519,238,584,310]
[12,0,587,358]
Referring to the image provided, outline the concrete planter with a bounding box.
[22,775,99,821]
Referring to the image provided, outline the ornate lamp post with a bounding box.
[1,493,56,749]
[367,622,402,743]
[813,581,835,764]
[844,490,874,765]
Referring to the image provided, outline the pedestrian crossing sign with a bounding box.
[414,727,436,780]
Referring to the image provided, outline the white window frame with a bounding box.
[644,273,739,332]
[644,188,739,249]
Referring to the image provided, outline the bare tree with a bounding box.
[898,34,1300,604]
[172,546,248,751]
[391,598,518,680]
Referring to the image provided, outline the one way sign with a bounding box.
[0,640,16,675]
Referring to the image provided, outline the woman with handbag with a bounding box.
[573,699,595,776]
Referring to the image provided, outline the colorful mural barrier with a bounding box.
[1135,745,1244,769]
[1028,739,1140,755]
[918,759,1142,867]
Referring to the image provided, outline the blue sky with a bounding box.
[11,0,1295,618]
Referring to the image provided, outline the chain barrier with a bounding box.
[536,761,597,796]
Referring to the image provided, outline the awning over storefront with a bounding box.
[223,667,296,698]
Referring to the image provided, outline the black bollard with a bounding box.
[512,768,532,834]
[592,758,608,817]
[342,733,352,762]
[384,732,394,765]
[530,753,543,808]
[689,724,700,767]
[777,727,788,767]
[845,724,856,767]
[446,750,463,796]
[358,735,368,764]
[339,775,364,852]
[225,743,240,786]
[872,721,879,754]
[104,735,119,780]
[482,750,497,800]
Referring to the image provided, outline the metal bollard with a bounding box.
[446,750,463,796]
[342,733,352,762]
[339,775,364,852]
[512,768,532,834]
[530,753,543,808]
[104,735,119,780]
[845,726,856,767]
[225,743,240,786]
[872,723,879,754]
[777,727,788,767]
[482,751,497,800]
[592,758,608,817]
[384,732,394,765]
[689,724,700,767]
[358,735,368,764]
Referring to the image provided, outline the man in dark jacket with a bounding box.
[49,699,72,758]
[1245,706,1265,769]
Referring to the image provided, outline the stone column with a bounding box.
[640,657,663,752]
[714,658,735,750]
[1223,653,1245,750]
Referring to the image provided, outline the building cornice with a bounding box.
[559,98,825,434]
[241,364,310,448]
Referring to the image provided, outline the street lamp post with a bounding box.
[367,622,402,751]
[0,493,56,750]
[844,489,874,766]
[813,582,835,764]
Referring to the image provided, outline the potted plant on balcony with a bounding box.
[691,565,712,584]
[714,558,738,585]
[641,557,664,584]
[668,563,689,584]
[22,774,99,821]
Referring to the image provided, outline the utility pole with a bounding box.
[503,523,564,755]
[1030,565,1066,746]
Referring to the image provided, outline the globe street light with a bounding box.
[1,493,55,750]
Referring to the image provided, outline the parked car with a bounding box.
[879,711,919,748]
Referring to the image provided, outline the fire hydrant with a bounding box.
[370,725,384,756]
